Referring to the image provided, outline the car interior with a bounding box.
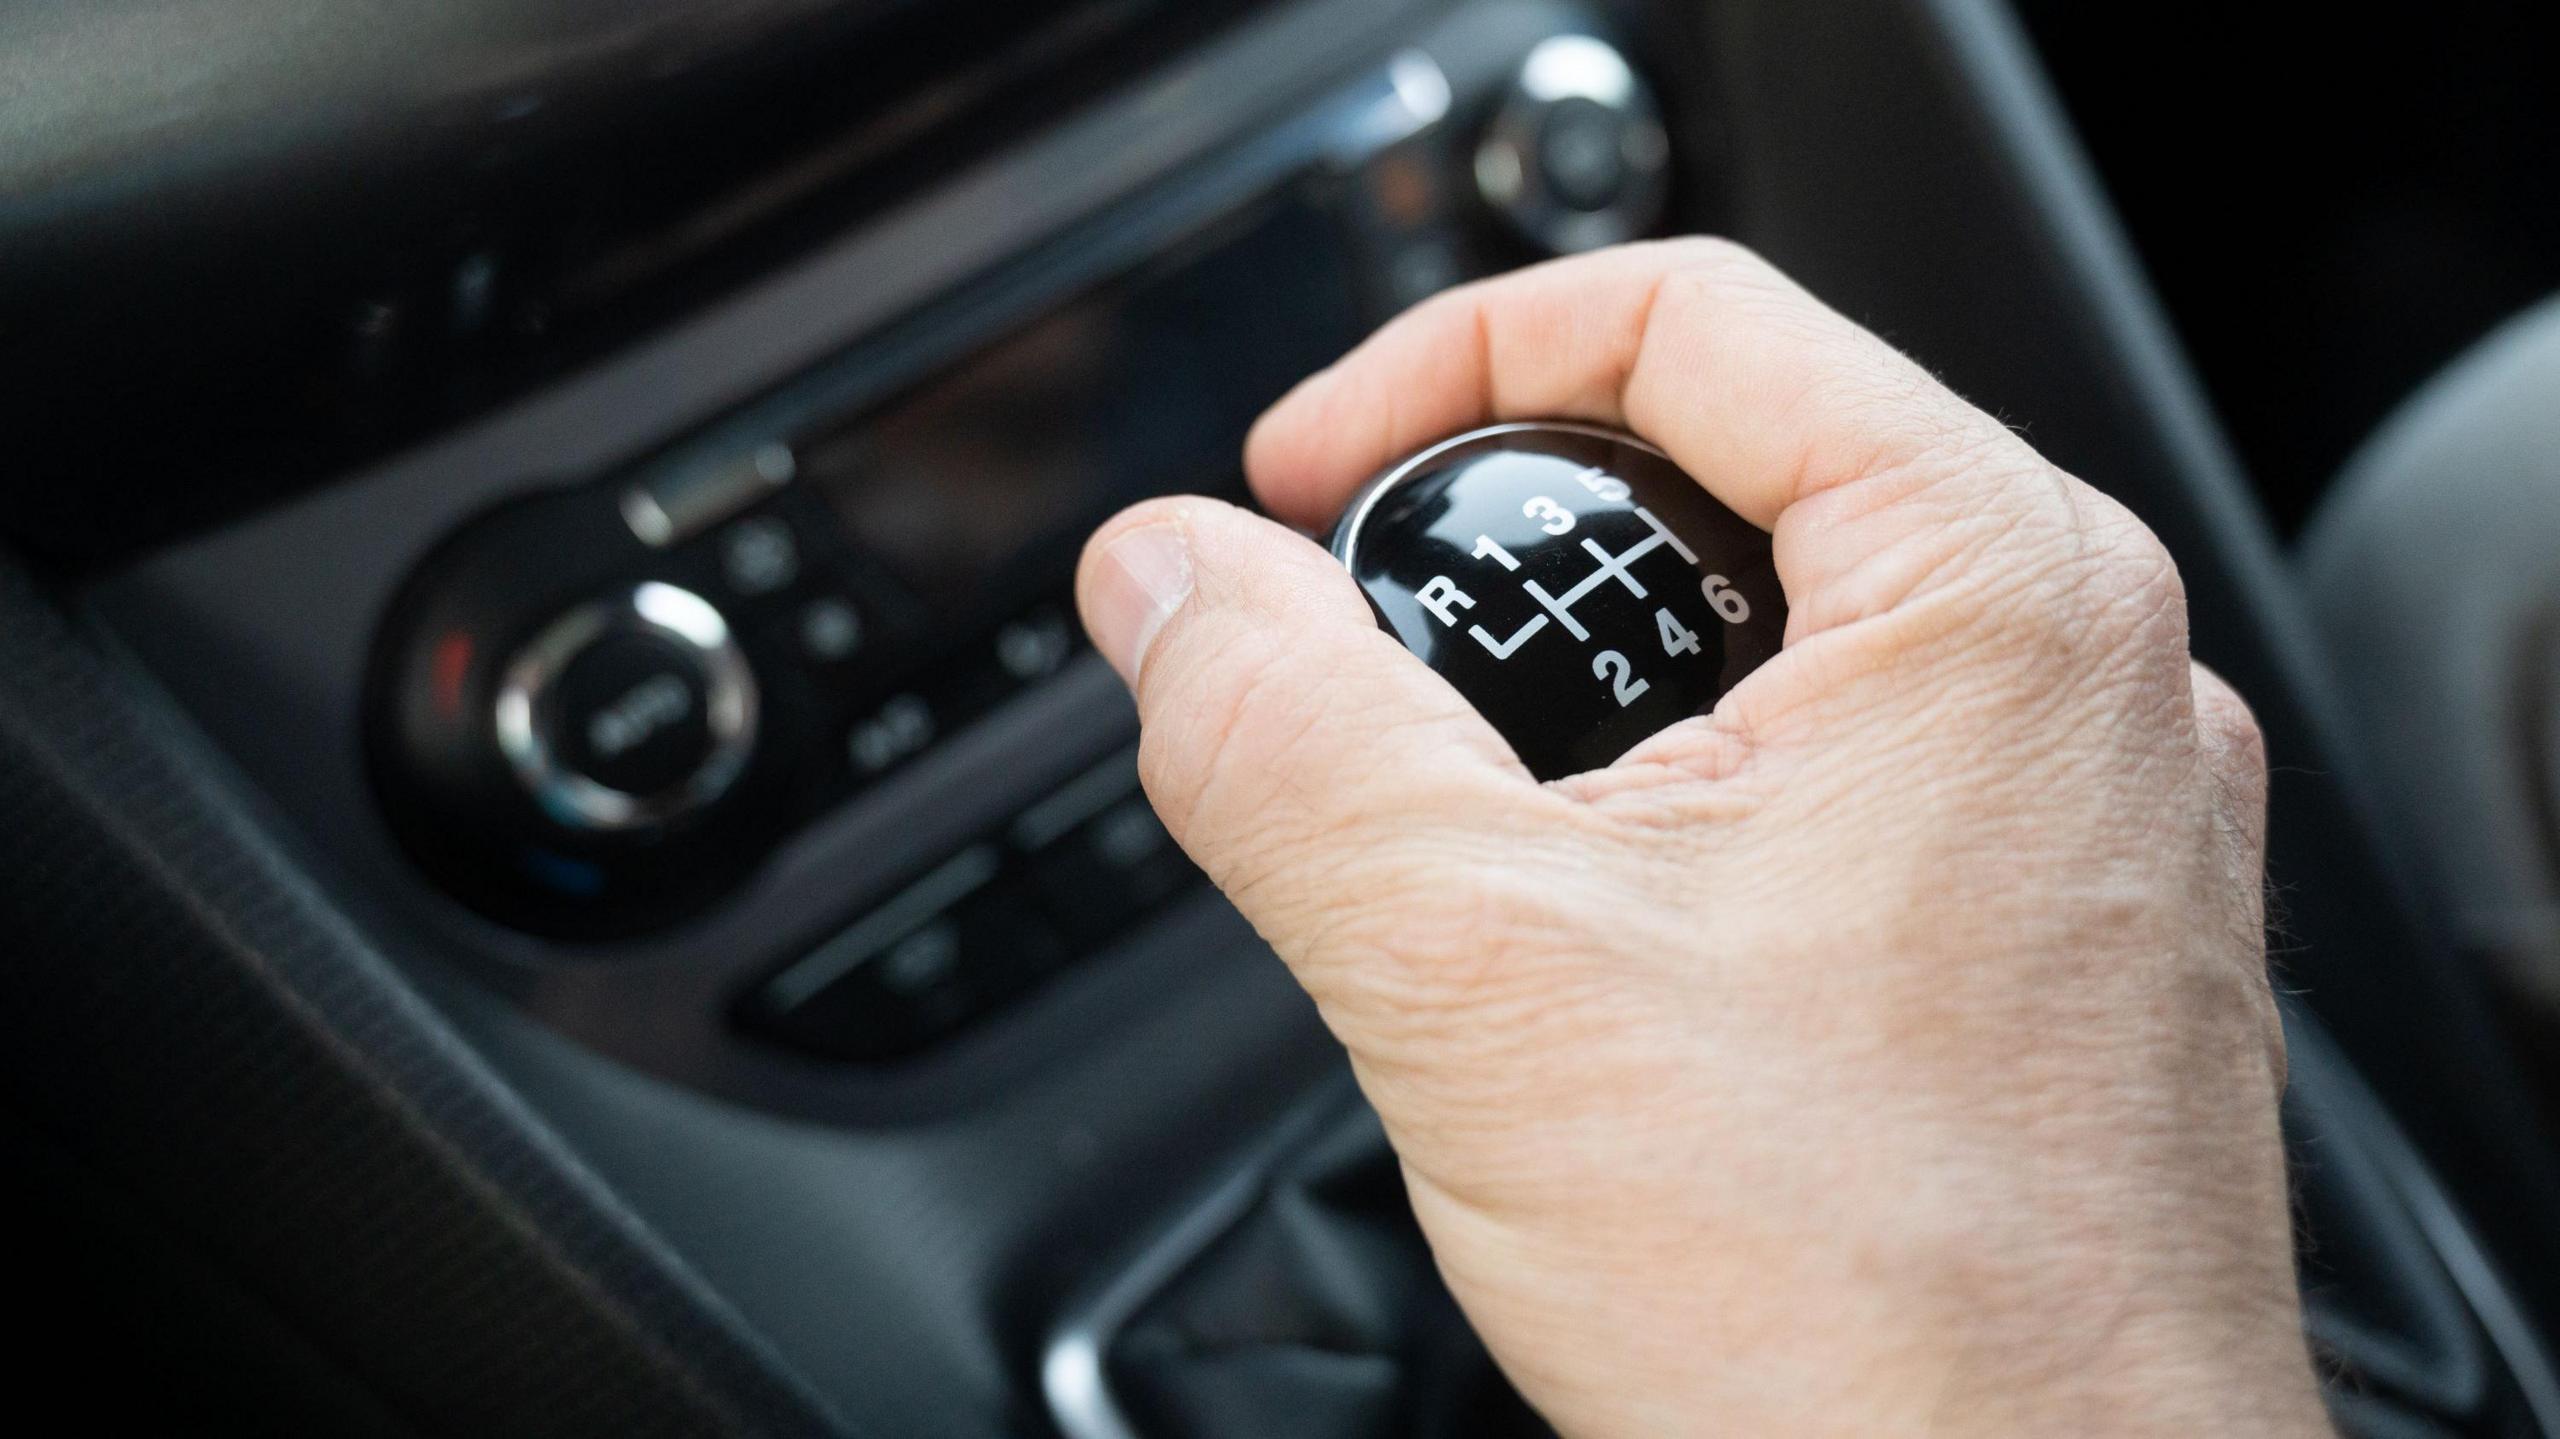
[5,1,2559,1434]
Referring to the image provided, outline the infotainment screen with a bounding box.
[794,188,1369,625]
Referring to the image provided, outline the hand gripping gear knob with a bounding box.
[1328,423,1784,780]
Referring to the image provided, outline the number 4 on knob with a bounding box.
[1656,608,1700,657]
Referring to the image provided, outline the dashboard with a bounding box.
[5,0,2558,1434]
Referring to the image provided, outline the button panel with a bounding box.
[365,28,1673,950]
[652,488,1097,813]
[371,464,1112,935]
[740,745,1202,1061]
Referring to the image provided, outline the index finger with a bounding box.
[1243,237,2023,537]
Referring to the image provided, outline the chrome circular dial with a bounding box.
[1472,35,1671,255]
[493,582,760,833]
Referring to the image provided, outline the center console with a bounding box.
[63,0,2560,1433]
[108,0,1666,1087]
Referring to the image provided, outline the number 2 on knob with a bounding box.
[1593,649,1650,706]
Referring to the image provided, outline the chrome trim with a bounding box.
[2288,1015,2560,1432]
[2400,1156,2560,1431]
[493,582,760,833]
[620,441,797,548]
[1472,34,1668,255]
[1043,1085,1360,1439]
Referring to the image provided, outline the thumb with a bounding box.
[1075,496,1536,936]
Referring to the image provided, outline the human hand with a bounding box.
[1075,239,2325,1436]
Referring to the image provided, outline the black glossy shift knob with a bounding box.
[1330,423,1785,780]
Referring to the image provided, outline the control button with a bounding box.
[1012,746,1201,946]
[993,603,1075,682]
[621,442,796,548]
[738,747,1213,1063]
[719,514,802,596]
[1328,423,1783,781]
[848,692,936,776]
[1473,35,1669,254]
[798,595,866,663]
[759,847,1002,1012]
[1537,96,1631,211]
[552,632,714,797]
[494,582,759,833]
[743,845,1071,1061]
[914,596,1090,726]
[875,921,963,997]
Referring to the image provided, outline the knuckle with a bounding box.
[2255,978,2291,1092]
[1645,239,1813,350]
[2067,499,2193,671]
[1977,482,2187,652]
[2082,497,2182,602]
[2190,667,2267,767]
[1774,345,2026,515]
[1787,470,2207,735]
[1408,275,1490,331]
[2188,663,2271,853]
[2196,938,2291,1101]
[1658,233,1777,284]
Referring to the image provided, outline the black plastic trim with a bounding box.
[0,560,845,1437]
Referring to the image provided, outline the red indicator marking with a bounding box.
[430,632,475,720]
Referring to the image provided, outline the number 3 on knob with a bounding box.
[1523,496,1575,535]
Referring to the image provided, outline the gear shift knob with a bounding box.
[1329,423,1785,780]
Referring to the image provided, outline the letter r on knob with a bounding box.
[1417,576,1477,627]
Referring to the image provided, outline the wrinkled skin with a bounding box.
[1076,240,2327,1437]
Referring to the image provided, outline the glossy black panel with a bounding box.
[1331,424,1783,780]
[0,0,1274,565]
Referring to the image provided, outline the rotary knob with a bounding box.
[1472,35,1671,254]
[1329,423,1783,780]
[493,582,760,833]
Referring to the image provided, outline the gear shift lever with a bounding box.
[1329,423,1785,779]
